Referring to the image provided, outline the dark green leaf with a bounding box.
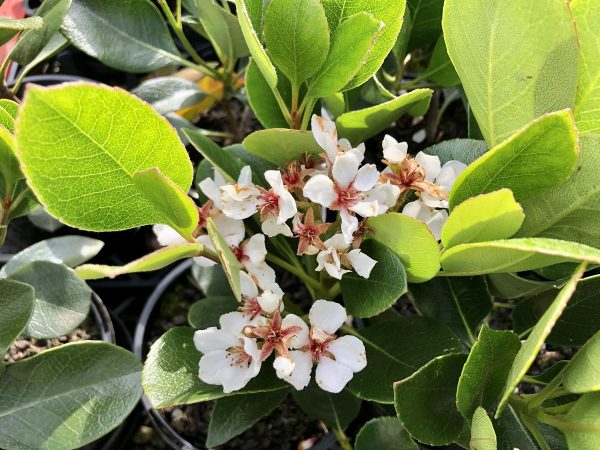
[191,263,234,297]
[132,77,206,115]
[486,272,559,300]
[188,296,239,329]
[355,417,418,450]
[424,37,460,87]
[0,16,43,47]
[245,59,291,128]
[406,0,442,51]
[0,279,34,359]
[292,382,360,430]
[495,406,538,450]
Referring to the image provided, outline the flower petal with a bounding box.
[238,165,254,187]
[277,350,313,390]
[402,199,432,222]
[261,215,293,237]
[332,153,360,189]
[198,177,223,208]
[281,314,310,349]
[245,261,277,291]
[240,271,259,299]
[353,164,380,192]
[436,160,467,190]
[212,213,245,247]
[415,152,442,182]
[273,355,295,378]
[315,356,353,393]
[153,224,185,246]
[425,209,448,241]
[309,300,347,334]
[328,335,367,373]
[382,135,408,163]
[340,208,359,244]
[198,350,231,385]
[346,249,377,278]
[349,200,380,218]
[218,358,261,393]
[219,311,252,336]
[194,328,238,354]
[257,290,283,314]
[243,234,267,264]
[311,114,338,162]
[303,174,337,208]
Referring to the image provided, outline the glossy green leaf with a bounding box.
[336,88,432,145]
[62,0,180,73]
[394,353,468,446]
[292,382,360,430]
[487,272,559,300]
[307,12,381,98]
[424,139,488,165]
[409,276,492,345]
[0,236,104,278]
[349,316,464,403]
[456,325,520,419]
[16,83,193,231]
[442,189,524,248]
[470,407,497,450]
[440,238,600,276]
[11,0,71,65]
[322,0,406,90]
[188,296,238,329]
[495,406,538,450]
[355,417,418,450]
[207,218,243,301]
[207,390,288,447]
[573,0,600,134]
[424,37,460,87]
[449,110,578,209]
[496,262,586,417]
[14,32,69,83]
[367,212,440,283]
[75,243,204,280]
[192,263,234,297]
[406,0,442,50]
[443,0,578,147]
[0,16,43,46]
[0,279,34,359]
[196,0,247,65]
[245,59,291,128]
[132,77,206,115]
[341,240,406,318]
[562,392,600,450]
[0,342,142,450]
[563,330,600,393]
[242,128,322,166]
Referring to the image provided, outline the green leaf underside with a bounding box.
[188,296,238,329]
[0,16,43,46]
[207,218,243,301]
[422,139,488,166]
[563,330,600,393]
[15,83,193,231]
[242,128,323,167]
[0,279,35,358]
[563,392,600,449]
[470,407,497,450]
[355,417,418,450]
[292,382,360,430]
[0,342,142,450]
[131,77,206,115]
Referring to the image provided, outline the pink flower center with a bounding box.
[242,298,262,318]
[231,245,247,262]
[309,339,330,362]
[227,344,252,367]
[335,185,360,209]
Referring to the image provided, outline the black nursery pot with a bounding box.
[134,261,337,450]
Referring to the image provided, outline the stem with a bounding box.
[493,301,515,309]
[272,87,293,126]
[333,426,353,450]
[520,411,551,450]
[527,372,564,411]
[0,189,12,248]
[301,97,317,130]
[265,253,324,292]
[542,401,576,415]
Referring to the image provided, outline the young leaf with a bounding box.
[366,212,440,283]
[292,382,360,430]
[470,407,497,450]
[132,77,206,115]
[562,392,600,449]
[246,59,291,128]
[0,342,142,450]
[456,325,520,419]
[62,0,180,73]
[563,330,600,393]
[341,240,407,318]
[0,279,34,359]
[336,89,432,145]
[348,316,464,403]
[0,16,43,46]
[207,390,288,447]
[449,110,579,209]
[207,218,243,301]
[443,0,578,147]
[442,189,525,248]
[242,128,322,166]
[188,296,239,329]
[394,353,469,446]
[307,12,382,98]
[423,138,488,165]
[495,262,587,417]
[16,83,193,231]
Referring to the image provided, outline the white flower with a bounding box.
[233,234,277,291]
[198,167,227,210]
[194,311,262,393]
[382,135,408,164]
[415,154,466,208]
[276,300,367,393]
[315,234,377,280]
[220,166,261,219]
[240,271,283,317]
[402,200,448,241]
[311,115,365,166]
[153,224,185,246]
[258,170,297,237]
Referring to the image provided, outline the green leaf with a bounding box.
[336,88,432,145]
[0,235,104,278]
[409,276,492,345]
[0,342,142,450]
[133,168,199,240]
[196,0,247,65]
[292,382,360,430]
[392,7,411,64]
[188,296,239,329]
[307,12,382,98]
[321,0,406,90]
[442,189,525,248]
[424,37,460,87]
[245,58,291,128]
[470,407,497,450]
[132,77,206,115]
[456,325,521,419]
[14,32,69,83]
[355,417,418,450]
[367,212,440,283]
[573,0,600,134]
[340,240,407,318]
[264,0,329,87]
[349,316,464,403]
[16,83,193,231]
[0,126,22,188]
[443,0,578,147]
[517,133,600,249]
[243,0,264,33]
[496,262,586,417]
[0,99,19,119]
[9,261,91,339]
[0,16,43,46]
[423,139,488,165]
[207,390,288,447]
[394,353,468,446]
[449,110,579,209]
[142,327,286,408]
[562,392,600,450]
[495,406,538,450]
[62,0,180,73]
[75,243,204,280]
[11,0,71,65]
[207,218,243,301]
[406,0,442,51]
[192,262,234,297]
[0,279,34,359]
[487,272,559,300]
[563,330,600,393]
[242,128,322,166]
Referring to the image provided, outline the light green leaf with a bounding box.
[242,128,322,166]
[367,212,440,283]
[243,0,264,33]
[563,330,600,393]
[0,342,142,450]
[0,126,22,188]
[62,0,180,73]
[336,89,432,145]
[196,0,247,65]
[292,382,360,430]
[355,417,418,450]
[245,59,291,128]
[132,77,206,115]
[341,240,406,318]
[188,296,238,329]
[207,390,288,447]
[449,110,578,209]
[573,0,600,134]
[470,407,497,450]
[423,138,488,165]
[0,236,104,278]
[562,392,600,450]
[424,37,460,87]
[496,262,586,417]
[487,272,559,300]
[394,353,468,446]
[0,99,19,119]
[0,102,15,133]
[349,316,464,403]
[75,243,204,280]
[456,325,520,419]
[409,276,492,345]
[16,83,193,231]
[440,238,600,276]
[133,168,199,241]
[442,189,525,248]
[406,0,442,51]
[443,0,578,147]
[322,0,406,90]
[0,16,43,46]
[207,218,243,301]
[307,12,382,98]
[0,279,34,359]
